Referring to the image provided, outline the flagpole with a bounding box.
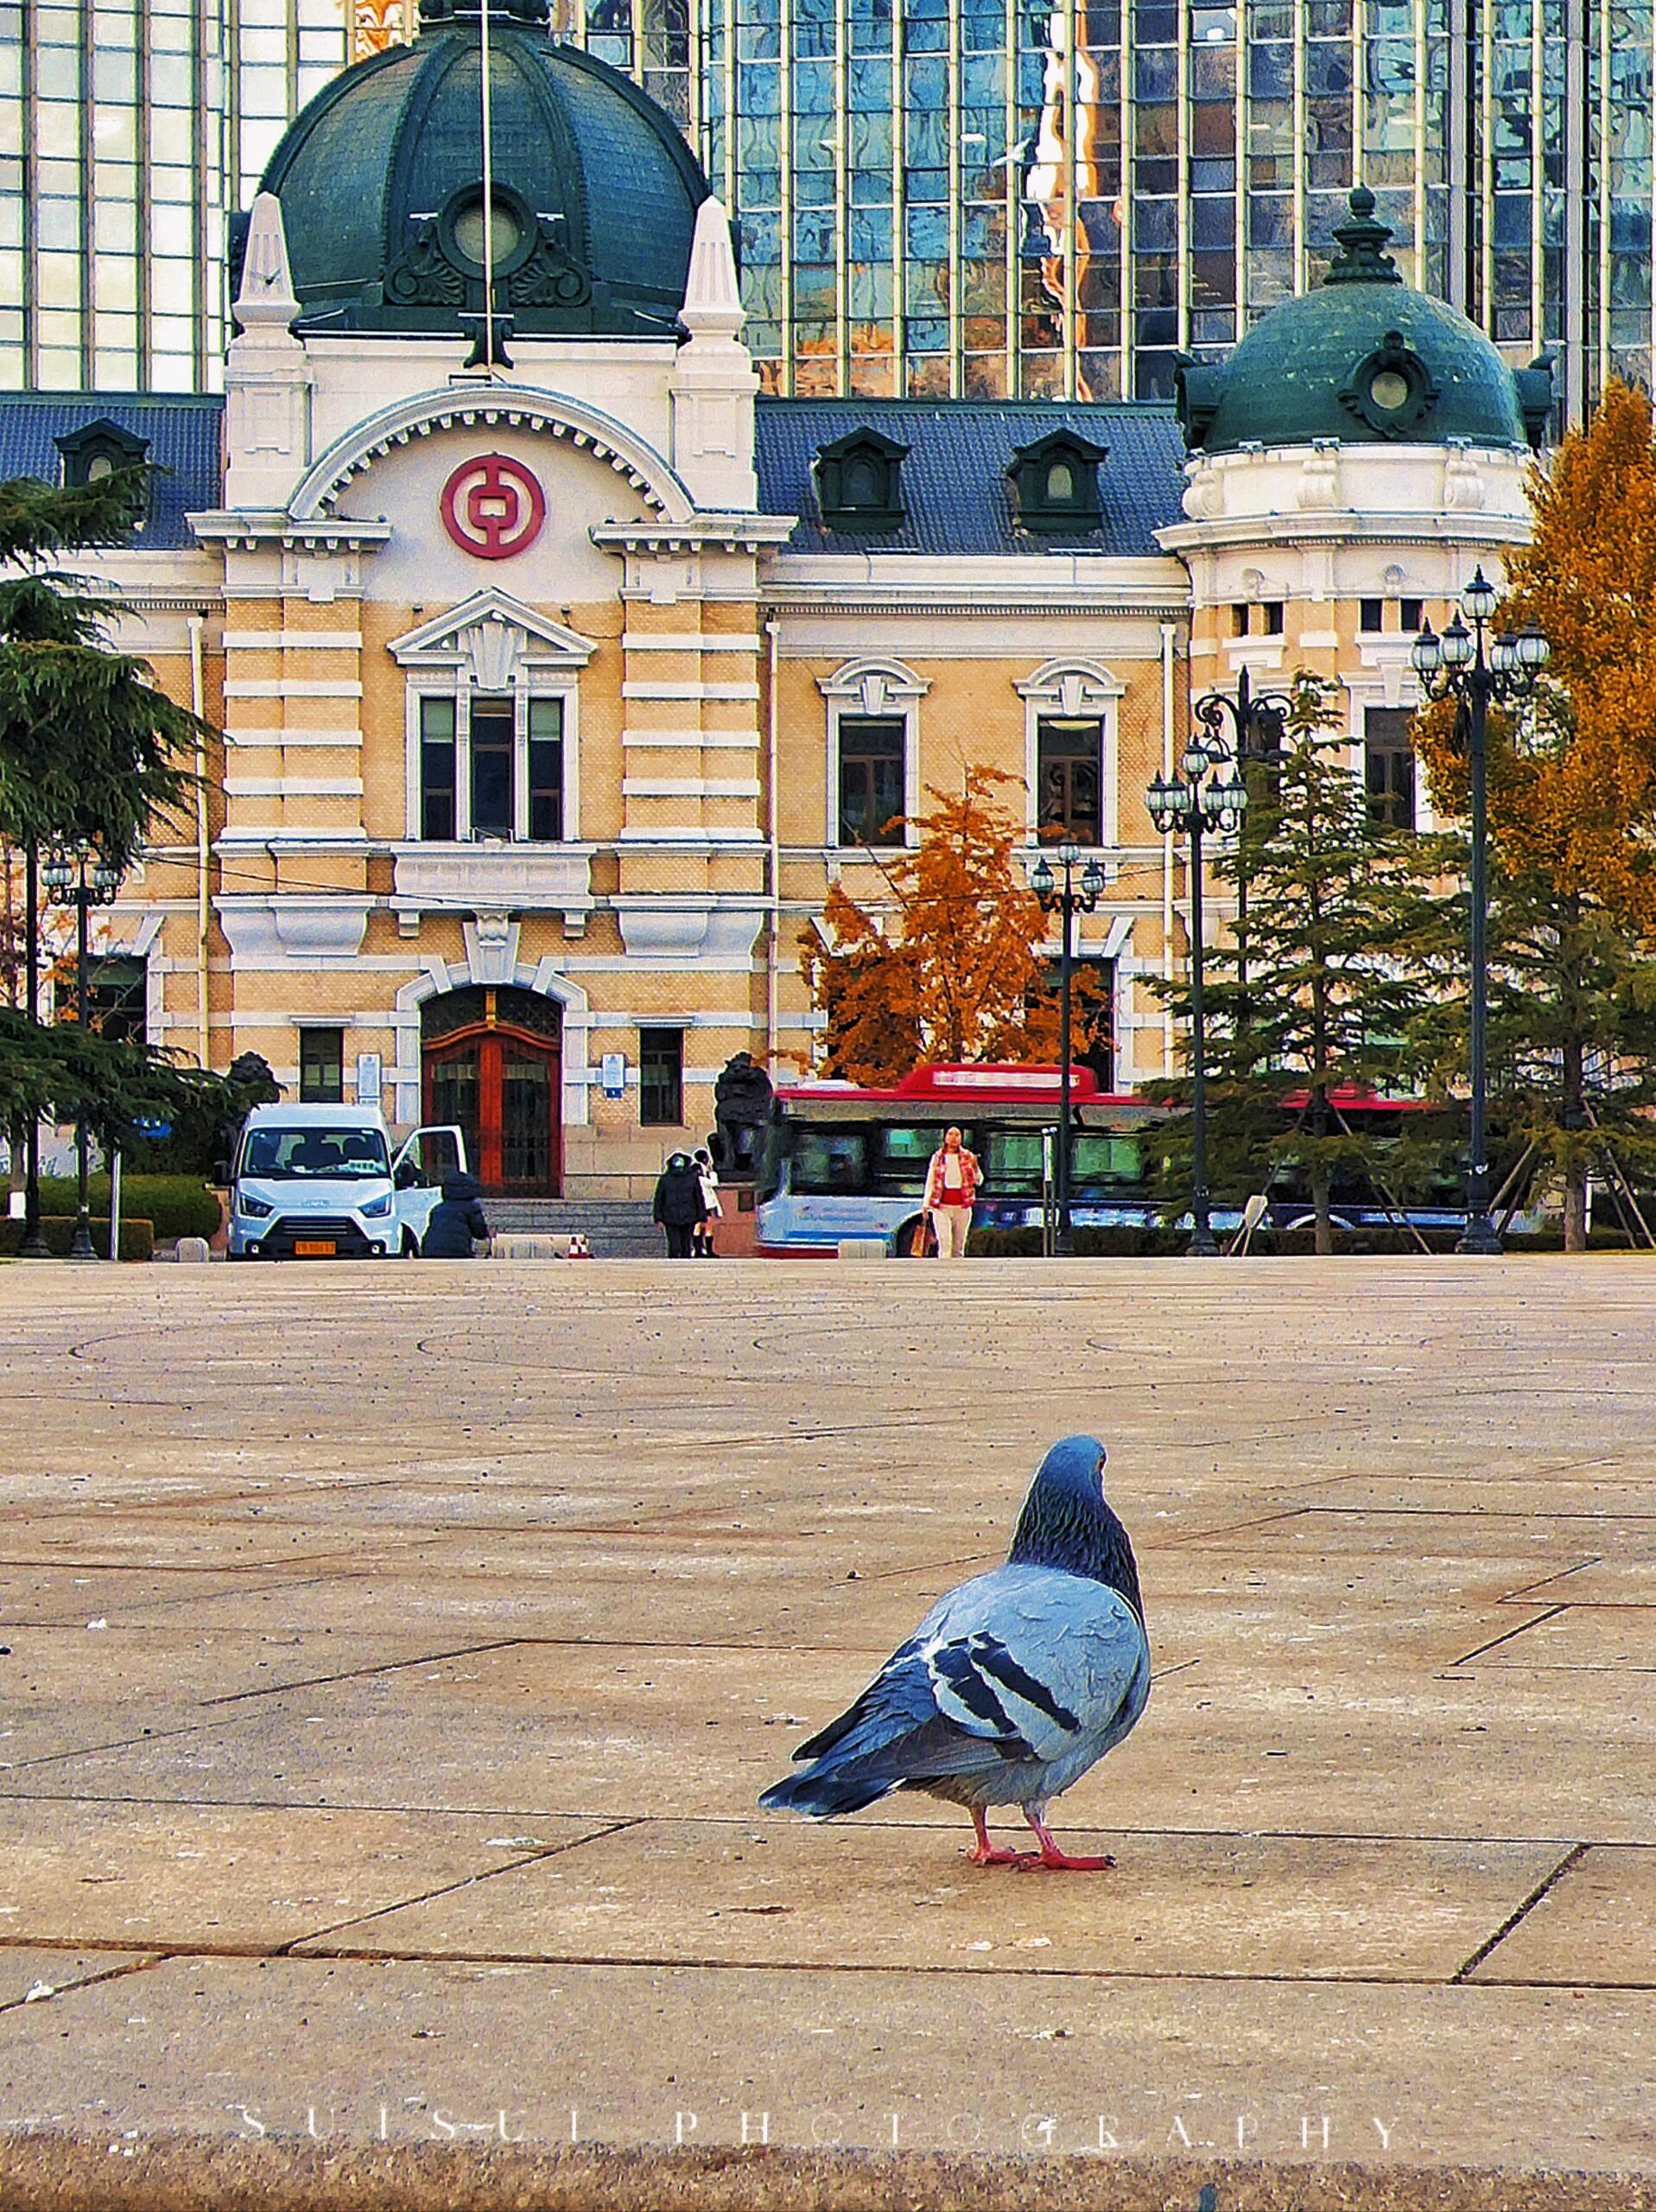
[479,0,496,375]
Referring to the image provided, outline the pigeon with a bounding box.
[759,1435,1150,1871]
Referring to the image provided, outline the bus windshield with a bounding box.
[241,1128,390,1180]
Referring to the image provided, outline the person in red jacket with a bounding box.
[923,1125,980,1259]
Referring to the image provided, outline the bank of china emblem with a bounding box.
[440,454,546,561]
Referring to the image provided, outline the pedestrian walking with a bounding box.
[652,1151,707,1259]
[923,1124,980,1260]
[692,1146,723,1257]
[419,1170,492,1258]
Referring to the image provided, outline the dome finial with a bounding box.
[1324,186,1403,288]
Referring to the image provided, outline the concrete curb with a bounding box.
[0,2139,1649,2212]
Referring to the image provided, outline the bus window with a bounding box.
[873,1124,936,1196]
[1071,1133,1145,1193]
[792,1127,872,1194]
[986,1129,1045,1196]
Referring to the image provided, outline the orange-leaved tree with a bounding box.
[799,763,1103,1084]
[1419,378,1656,925]
[1413,378,1656,1247]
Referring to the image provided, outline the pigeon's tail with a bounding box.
[758,1760,896,1821]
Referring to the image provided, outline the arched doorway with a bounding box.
[422,986,562,1195]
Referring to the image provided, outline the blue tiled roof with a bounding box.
[0,395,225,550]
[755,398,1187,558]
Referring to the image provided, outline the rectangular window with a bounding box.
[299,1026,345,1103]
[638,1027,683,1126]
[1261,601,1285,634]
[1359,597,1384,633]
[791,1124,871,1193]
[85,954,146,1045]
[470,696,514,838]
[1364,707,1417,830]
[837,714,907,845]
[1036,717,1105,843]
[1231,603,1250,636]
[1399,595,1424,633]
[528,696,564,841]
[420,696,457,840]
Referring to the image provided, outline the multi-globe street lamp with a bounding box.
[1031,837,1105,1255]
[1412,569,1550,1255]
[1191,666,1291,1017]
[1146,732,1250,1257]
[42,843,123,1262]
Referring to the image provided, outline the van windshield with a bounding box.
[241,1128,390,1180]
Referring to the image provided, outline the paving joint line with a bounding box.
[1450,1841,1589,1984]
[276,1819,645,1954]
[0,1951,168,2016]
[1447,1605,1570,1667]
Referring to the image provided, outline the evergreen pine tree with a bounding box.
[1153,677,1455,1254]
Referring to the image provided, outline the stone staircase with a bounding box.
[483,1197,662,1258]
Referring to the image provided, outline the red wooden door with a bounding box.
[423,1026,560,1195]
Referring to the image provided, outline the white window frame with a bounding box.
[1015,659,1126,850]
[817,656,929,850]
[387,591,593,846]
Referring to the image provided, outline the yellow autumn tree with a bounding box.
[799,764,1103,1085]
[1419,379,1656,921]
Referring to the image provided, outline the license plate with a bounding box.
[294,1239,336,1257]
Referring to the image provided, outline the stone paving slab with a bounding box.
[1466,1844,1656,1986]
[2,1256,1655,2201]
[0,1798,612,1949]
[1,1955,1653,2179]
[301,1816,1567,1983]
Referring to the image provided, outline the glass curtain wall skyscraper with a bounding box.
[4,0,347,390]
[558,0,1652,421]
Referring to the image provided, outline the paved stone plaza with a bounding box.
[0,1257,1652,2202]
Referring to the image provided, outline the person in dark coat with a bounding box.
[420,1171,492,1259]
[652,1152,707,1258]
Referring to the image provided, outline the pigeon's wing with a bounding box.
[911,1567,1149,1770]
[781,1567,1145,1796]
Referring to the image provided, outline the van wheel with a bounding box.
[893,1215,935,1258]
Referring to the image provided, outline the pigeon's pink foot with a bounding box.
[966,1810,1042,1869]
[1018,1815,1116,1872]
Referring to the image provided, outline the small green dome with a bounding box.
[1176,191,1552,454]
[250,0,709,340]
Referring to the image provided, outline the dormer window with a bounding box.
[1008,429,1107,533]
[54,419,149,518]
[815,428,908,531]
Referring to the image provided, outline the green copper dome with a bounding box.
[1175,190,1553,455]
[249,0,710,340]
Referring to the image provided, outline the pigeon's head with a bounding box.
[1006,1433,1143,1613]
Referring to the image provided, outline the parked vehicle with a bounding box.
[225,1105,466,1259]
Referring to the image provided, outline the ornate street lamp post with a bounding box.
[1031,838,1105,1255]
[42,844,123,1262]
[1412,569,1550,1255]
[1192,666,1291,1016]
[1147,734,1249,1257]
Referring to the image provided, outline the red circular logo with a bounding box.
[440,454,547,561]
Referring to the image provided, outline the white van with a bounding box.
[226,1104,467,1260]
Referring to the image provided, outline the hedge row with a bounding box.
[0,1217,155,1262]
[968,1224,1644,1257]
[29,1175,219,1242]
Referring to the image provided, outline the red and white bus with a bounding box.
[753,1065,1514,1255]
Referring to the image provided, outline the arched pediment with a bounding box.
[1014,658,1126,712]
[816,655,930,716]
[287,387,696,525]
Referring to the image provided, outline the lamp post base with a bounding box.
[1456,1213,1503,1256]
[17,1228,50,1260]
[67,1211,98,1262]
[1185,1223,1221,1258]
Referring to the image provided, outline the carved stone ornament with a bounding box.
[1337,329,1439,441]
